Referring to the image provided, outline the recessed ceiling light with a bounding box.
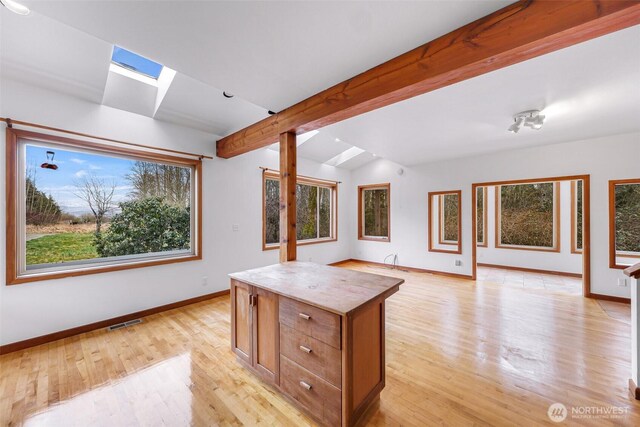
[223,91,234,98]
[1,0,30,15]
[508,110,545,133]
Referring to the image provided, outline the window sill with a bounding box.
[263,238,337,251]
[8,254,201,285]
[495,244,560,253]
[358,236,390,243]
[429,248,462,255]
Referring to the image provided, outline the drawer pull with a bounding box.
[299,345,312,353]
[299,381,312,390]
[298,313,311,320]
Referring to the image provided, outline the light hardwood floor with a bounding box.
[1,260,637,426]
[477,266,583,295]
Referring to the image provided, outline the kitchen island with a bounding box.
[229,261,403,427]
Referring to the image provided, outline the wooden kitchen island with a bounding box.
[229,262,403,426]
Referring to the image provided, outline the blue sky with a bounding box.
[26,145,135,215]
[112,46,163,79]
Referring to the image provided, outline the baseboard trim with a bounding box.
[0,289,230,355]
[630,379,640,400]
[337,258,473,280]
[477,263,582,278]
[328,259,354,266]
[589,293,631,304]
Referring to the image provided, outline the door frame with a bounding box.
[471,174,591,297]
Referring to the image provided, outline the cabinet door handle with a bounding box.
[299,381,312,390]
[249,295,257,307]
[299,345,312,354]
[298,313,311,320]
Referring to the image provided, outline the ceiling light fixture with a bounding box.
[507,110,545,133]
[0,0,30,15]
[223,91,234,98]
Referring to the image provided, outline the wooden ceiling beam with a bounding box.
[216,0,640,158]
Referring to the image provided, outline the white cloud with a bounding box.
[74,170,88,178]
[70,158,86,164]
[89,164,102,170]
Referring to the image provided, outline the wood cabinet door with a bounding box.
[231,280,252,365]
[253,287,279,385]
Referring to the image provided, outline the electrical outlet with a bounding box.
[232,224,239,232]
[201,276,209,287]
[455,260,462,267]
[618,278,628,287]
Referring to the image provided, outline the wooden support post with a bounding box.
[279,131,297,262]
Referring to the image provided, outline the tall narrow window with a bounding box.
[358,184,390,241]
[609,179,640,268]
[496,181,560,251]
[477,186,487,247]
[571,180,583,254]
[428,190,461,254]
[6,129,201,285]
[263,170,337,249]
[439,193,459,244]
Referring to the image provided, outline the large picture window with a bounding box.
[358,184,390,242]
[609,179,640,268]
[6,129,201,284]
[496,181,560,251]
[263,170,337,249]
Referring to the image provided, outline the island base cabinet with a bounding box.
[229,263,402,427]
[230,279,279,386]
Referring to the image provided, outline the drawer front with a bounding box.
[280,324,341,388]
[280,356,341,427]
[279,297,341,349]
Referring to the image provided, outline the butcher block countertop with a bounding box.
[229,261,404,316]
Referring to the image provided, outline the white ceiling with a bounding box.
[323,24,640,166]
[2,1,638,170]
[20,0,510,112]
[0,7,271,137]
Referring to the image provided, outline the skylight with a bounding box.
[111,46,163,79]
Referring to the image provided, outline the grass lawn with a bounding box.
[26,233,98,265]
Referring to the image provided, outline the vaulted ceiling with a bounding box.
[2,1,638,169]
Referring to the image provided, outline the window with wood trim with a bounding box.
[358,184,390,241]
[609,179,640,268]
[263,170,337,249]
[571,180,583,254]
[6,128,202,285]
[476,186,487,247]
[496,181,560,251]
[428,190,461,254]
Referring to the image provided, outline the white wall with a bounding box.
[349,132,640,298]
[0,80,351,345]
[1,77,636,346]
[477,182,582,274]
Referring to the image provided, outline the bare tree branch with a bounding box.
[73,175,116,235]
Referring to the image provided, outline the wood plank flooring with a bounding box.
[1,260,638,426]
